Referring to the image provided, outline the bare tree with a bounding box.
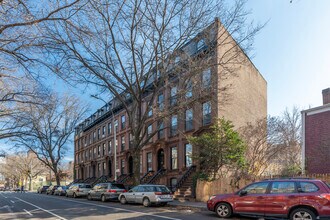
[43,0,264,183]
[10,92,87,185]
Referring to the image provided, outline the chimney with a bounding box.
[322,88,330,105]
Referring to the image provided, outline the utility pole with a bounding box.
[114,116,117,182]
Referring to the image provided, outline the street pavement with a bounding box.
[0,191,255,220]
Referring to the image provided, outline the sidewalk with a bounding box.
[168,199,207,211]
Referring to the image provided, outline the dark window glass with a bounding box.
[202,101,211,125]
[170,115,178,136]
[270,182,295,194]
[185,109,193,131]
[171,147,178,170]
[243,182,269,194]
[299,182,319,193]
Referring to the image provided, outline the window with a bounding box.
[185,143,192,167]
[98,128,100,139]
[108,141,112,154]
[98,145,100,156]
[129,133,133,148]
[89,134,92,144]
[170,115,178,136]
[121,115,126,129]
[147,107,153,117]
[202,68,211,88]
[299,182,319,193]
[175,56,180,64]
[121,136,125,151]
[147,152,152,171]
[171,147,178,170]
[158,121,164,139]
[93,147,96,158]
[84,136,87,146]
[170,86,177,106]
[157,93,164,111]
[102,126,105,137]
[270,182,295,194]
[186,79,192,98]
[121,159,125,174]
[243,182,269,194]
[197,38,205,50]
[102,143,106,156]
[89,149,91,160]
[202,101,211,125]
[147,124,152,139]
[85,151,88,161]
[185,108,193,131]
[98,163,101,176]
[108,122,112,135]
[103,162,106,174]
[93,131,96,142]
[115,119,118,132]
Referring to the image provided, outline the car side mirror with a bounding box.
[239,190,247,196]
[297,188,303,193]
[128,189,133,193]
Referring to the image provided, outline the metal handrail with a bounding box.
[147,168,166,184]
[174,165,196,190]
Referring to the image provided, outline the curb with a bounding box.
[167,203,208,211]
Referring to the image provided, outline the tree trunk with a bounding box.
[29,176,32,191]
[132,149,141,185]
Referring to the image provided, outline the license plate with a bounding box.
[161,195,171,199]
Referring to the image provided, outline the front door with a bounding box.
[108,160,112,177]
[157,149,164,170]
[128,156,133,174]
[92,165,96,177]
[80,167,84,179]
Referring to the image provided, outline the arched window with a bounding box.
[197,38,205,50]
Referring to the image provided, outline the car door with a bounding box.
[134,186,147,204]
[234,182,269,216]
[263,181,299,218]
[98,184,108,199]
[91,185,99,199]
[126,186,140,202]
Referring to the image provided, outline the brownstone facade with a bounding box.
[73,20,267,188]
[302,93,330,174]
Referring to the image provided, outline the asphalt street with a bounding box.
[0,191,254,220]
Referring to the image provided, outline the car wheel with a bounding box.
[290,208,316,220]
[87,194,92,200]
[143,197,151,207]
[73,193,77,198]
[215,203,232,218]
[120,196,127,204]
[101,195,106,202]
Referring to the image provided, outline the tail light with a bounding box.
[320,193,330,201]
[123,190,127,192]
[155,192,163,195]
[107,189,117,193]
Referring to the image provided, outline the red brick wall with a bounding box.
[305,110,330,174]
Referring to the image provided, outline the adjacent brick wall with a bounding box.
[305,110,330,174]
[322,88,330,105]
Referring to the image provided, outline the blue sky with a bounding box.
[246,0,330,116]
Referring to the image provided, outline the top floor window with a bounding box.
[115,119,118,133]
[170,86,177,106]
[108,122,112,135]
[202,68,211,88]
[202,101,211,125]
[197,38,205,51]
[121,115,126,130]
[158,93,164,111]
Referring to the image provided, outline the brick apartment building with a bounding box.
[73,19,267,193]
[302,88,330,174]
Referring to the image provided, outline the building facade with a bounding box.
[74,19,267,189]
[302,88,330,174]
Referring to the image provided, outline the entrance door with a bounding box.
[80,167,84,179]
[108,160,112,176]
[92,165,96,177]
[128,156,133,174]
[157,149,164,170]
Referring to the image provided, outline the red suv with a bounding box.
[207,178,330,220]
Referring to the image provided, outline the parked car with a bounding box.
[87,182,126,202]
[46,185,59,195]
[118,184,173,207]
[37,185,50,194]
[66,183,92,198]
[54,186,68,196]
[207,178,330,220]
